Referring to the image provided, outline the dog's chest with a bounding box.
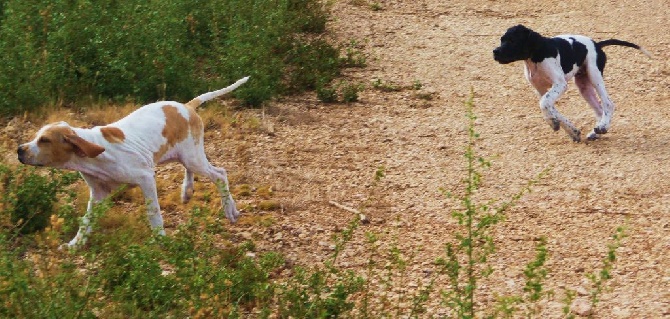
[523,62,553,90]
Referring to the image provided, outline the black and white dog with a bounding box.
[493,24,650,142]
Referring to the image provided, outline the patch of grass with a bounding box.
[341,39,368,68]
[316,81,365,104]
[370,2,383,11]
[0,0,352,114]
[257,200,281,211]
[371,78,403,92]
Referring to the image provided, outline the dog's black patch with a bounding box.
[531,37,588,74]
[595,42,608,74]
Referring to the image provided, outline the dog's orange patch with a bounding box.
[154,105,189,162]
[100,126,125,143]
[188,107,203,143]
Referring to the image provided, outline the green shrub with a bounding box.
[0,0,347,114]
[316,84,338,103]
[341,81,364,103]
[0,165,79,235]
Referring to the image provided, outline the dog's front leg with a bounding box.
[66,174,112,248]
[538,72,581,142]
[137,174,166,236]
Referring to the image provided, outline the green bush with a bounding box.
[0,165,79,235]
[341,81,364,103]
[0,0,345,114]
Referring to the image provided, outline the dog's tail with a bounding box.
[185,76,250,109]
[597,39,652,58]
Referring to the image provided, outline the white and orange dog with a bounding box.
[18,77,249,248]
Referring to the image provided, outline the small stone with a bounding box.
[359,213,370,224]
[571,298,593,316]
[273,232,283,241]
[575,286,589,296]
[612,306,631,318]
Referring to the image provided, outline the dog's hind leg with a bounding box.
[181,148,240,223]
[181,169,195,203]
[575,73,604,140]
[586,65,615,135]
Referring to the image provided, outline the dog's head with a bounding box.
[493,24,542,64]
[17,122,105,167]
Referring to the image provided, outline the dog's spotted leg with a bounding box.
[540,81,581,142]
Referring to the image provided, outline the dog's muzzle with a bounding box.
[17,146,27,164]
[492,48,512,64]
[16,145,36,165]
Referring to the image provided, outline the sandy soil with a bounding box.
[6,0,669,317]
[220,0,669,317]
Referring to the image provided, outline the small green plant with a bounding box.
[0,165,79,236]
[562,290,577,319]
[586,225,627,313]
[277,219,365,318]
[436,90,545,318]
[317,84,338,103]
[493,237,552,318]
[341,81,364,103]
[341,39,367,67]
[521,237,551,315]
[371,78,402,92]
[370,2,383,11]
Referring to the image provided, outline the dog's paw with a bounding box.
[181,187,194,204]
[550,118,561,131]
[586,131,600,141]
[570,131,581,143]
[223,199,240,223]
[593,126,608,134]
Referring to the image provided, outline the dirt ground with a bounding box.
[6,0,669,317]
[218,0,669,317]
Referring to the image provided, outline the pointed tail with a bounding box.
[186,76,250,109]
[597,39,652,58]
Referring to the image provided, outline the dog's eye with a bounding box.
[38,137,51,144]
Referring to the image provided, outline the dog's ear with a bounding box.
[526,29,542,48]
[64,134,105,158]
